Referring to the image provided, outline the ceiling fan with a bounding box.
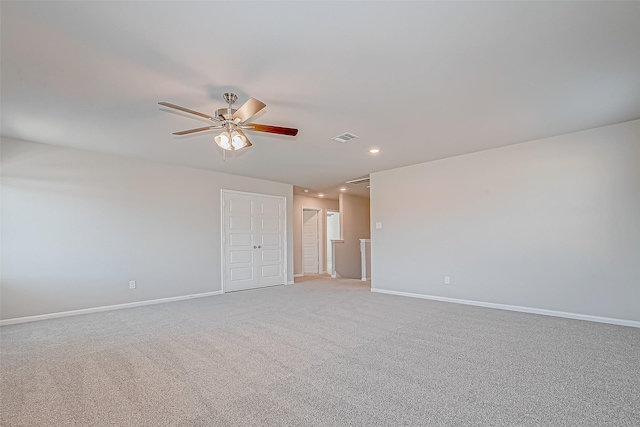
[159,93,298,151]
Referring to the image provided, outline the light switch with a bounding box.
[375,222,383,229]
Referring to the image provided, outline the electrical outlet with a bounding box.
[129,280,136,289]
[444,276,451,285]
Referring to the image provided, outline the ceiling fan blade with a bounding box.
[245,123,298,136]
[235,129,253,149]
[172,125,221,135]
[232,98,266,123]
[159,102,219,121]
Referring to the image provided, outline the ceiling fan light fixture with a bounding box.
[215,132,231,150]
[231,131,247,150]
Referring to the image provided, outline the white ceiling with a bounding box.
[2,2,640,199]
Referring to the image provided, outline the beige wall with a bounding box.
[335,193,370,279]
[293,194,339,275]
[1,137,294,320]
[371,119,640,322]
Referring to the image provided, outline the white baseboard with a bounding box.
[294,274,304,278]
[0,290,223,326]
[287,281,294,285]
[370,288,640,328]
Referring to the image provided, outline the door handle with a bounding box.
[254,246,258,249]
[257,245,262,249]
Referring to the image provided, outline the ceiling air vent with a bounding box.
[346,176,370,185]
[332,132,359,143]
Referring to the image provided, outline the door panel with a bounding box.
[261,249,281,262]
[260,200,281,215]
[230,267,253,281]
[229,233,252,246]
[261,264,281,278]
[230,216,252,230]
[261,233,281,246]
[262,217,280,231]
[229,198,252,214]
[230,250,253,264]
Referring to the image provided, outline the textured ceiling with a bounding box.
[2,2,640,198]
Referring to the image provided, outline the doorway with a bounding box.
[302,208,321,274]
[221,190,287,292]
[326,210,340,273]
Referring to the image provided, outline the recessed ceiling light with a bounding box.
[318,194,324,197]
[304,189,309,193]
[340,188,346,191]
[369,148,380,154]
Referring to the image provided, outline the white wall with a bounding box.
[371,119,640,322]
[1,138,294,320]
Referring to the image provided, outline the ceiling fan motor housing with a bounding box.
[215,108,237,120]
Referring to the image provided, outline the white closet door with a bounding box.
[224,193,258,292]
[302,209,319,274]
[256,197,285,287]
[223,191,286,292]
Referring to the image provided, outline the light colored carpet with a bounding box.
[1,278,639,426]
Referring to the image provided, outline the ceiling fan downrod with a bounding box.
[223,92,236,118]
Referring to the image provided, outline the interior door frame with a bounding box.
[325,209,340,273]
[221,189,288,293]
[301,207,322,275]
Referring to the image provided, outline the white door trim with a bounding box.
[301,207,322,275]
[221,189,287,293]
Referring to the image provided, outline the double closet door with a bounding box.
[222,191,286,292]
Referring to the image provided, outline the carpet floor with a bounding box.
[1,278,639,426]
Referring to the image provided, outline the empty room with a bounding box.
[1,2,639,426]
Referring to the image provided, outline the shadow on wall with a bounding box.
[334,193,370,279]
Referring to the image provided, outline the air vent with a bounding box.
[345,176,370,185]
[332,132,359,143]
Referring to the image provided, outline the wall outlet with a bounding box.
[129,280,136,289]
[444,276,451,285]
[375,222,383,229]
